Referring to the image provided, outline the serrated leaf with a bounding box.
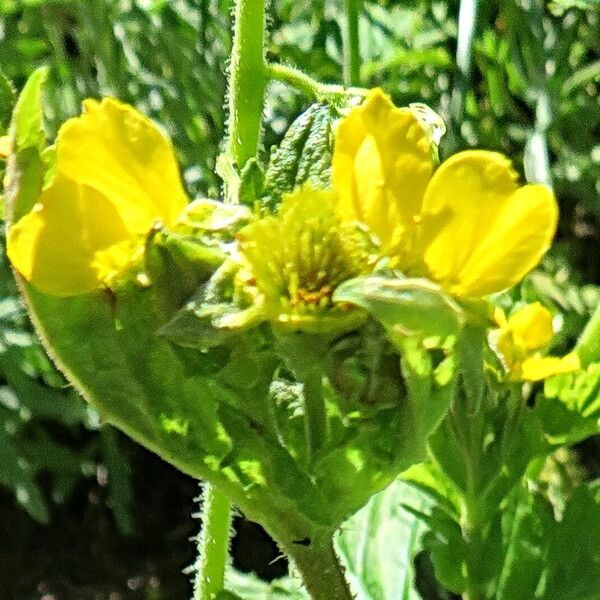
[264,104,335,210]
[539,363,600,445]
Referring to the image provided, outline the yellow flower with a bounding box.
[7,98,188,296]
[494,303,580,381]
[333,89,558,298]
[0,135,11,159]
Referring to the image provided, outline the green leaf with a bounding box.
[496,487,553,600]
[417,381,548,594]
[222,570,308,600]
[498,482,600,600]
[540,482,600,600]
[548,0,600,15]
[0,66,15,134]
[264,103,335,211]
[99,427,134,536]
[429,387,547,514]
[539,363,600,445]
[332,276,464,341]
[0,423,49,523]
[335,478,431,600]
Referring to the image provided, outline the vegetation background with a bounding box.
[0,0,599,598]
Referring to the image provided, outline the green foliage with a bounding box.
[0,66,15,133]
[222,570,308,600]
[335,479,430,600]
[540,363,600,444]
[1,0,229,196]
[333,276,464,340]
[2,0,600,598]
[264,103,336,210]
[403,379,548,596]
[496,482,600,600]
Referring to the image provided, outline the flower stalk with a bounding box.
[194,484,233,600]
[266,62,367,101]
[342,0,361,86]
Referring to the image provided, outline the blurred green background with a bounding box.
[0,1,599,598]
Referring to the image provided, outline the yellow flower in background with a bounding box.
[7,98,188,296]
[333,89,558,298]
[494,303,580,381]
[0,135,11,159]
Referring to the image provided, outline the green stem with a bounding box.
[449,387,486,600]
[576,301,600,367]
[194,483,233,600]
[266,62,367,101]
[264,520,353,600]
[342,0,361,86]
[461,503,485,600]
[227,0,268,168]
[301,367,328,464]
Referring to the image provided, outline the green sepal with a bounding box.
[239,158,265,208]
[263,103,335,211]
[5,68,48,223]
[333,276,464,340]
[215,154,265,207]
[157,257,266,349]
[177,198,253,234]
[311,331,458,521]
[9,67,47,153]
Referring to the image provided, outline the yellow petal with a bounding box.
[7,178,138,296]
[55,98,187,231]
[507,303,553,351]
[420,150,558,297]
[520,352,580,382]
[332,89,434,261]
[0,135,11,159]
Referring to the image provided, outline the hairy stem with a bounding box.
[267,62,367,100]
[263,519,353,600]
[227,0,268,168]
[342,0,361,86]
[194,483,233,600]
